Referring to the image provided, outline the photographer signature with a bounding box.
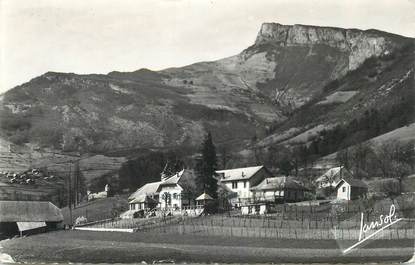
[343,204,403,254]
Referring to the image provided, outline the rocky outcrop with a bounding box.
[0,22,411,153]
[255,23,396,70]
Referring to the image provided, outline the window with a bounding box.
[232,181,238,189]
[244,180,247,188]
[173,193,177,199]
[342,186,346,192]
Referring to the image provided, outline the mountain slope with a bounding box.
[0,23,412,156]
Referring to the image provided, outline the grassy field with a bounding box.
[1,230,414,264]
[61,195,128,224]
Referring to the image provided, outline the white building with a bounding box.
[335,178,368,200]
[216,165,270,206]
[315,166,351,189]
[158,169,198,210]
[128,169,197,214]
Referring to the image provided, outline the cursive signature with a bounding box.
[343,204,402,254]
[359,204,398,241]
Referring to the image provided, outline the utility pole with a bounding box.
[74,160,79,206]
[67,163,73,226]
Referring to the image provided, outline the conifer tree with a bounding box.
[195,132,218,198]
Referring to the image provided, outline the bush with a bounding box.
[75,216,88,225]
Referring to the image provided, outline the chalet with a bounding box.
[216,165,271,207]
[315,166,351,189]
[250,176,308,203]
[158,169,197,210]
[0,201,63,237]
[335,178,368,200]
[127,169,197,216]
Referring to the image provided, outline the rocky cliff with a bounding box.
[255,23,397,70]
[0,23,412,155]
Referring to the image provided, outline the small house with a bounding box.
[315,166,351,189]
[216,165,270,207]
[335,178,368,200]
[250,176,308,203]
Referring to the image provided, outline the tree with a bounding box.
[195,132,218,198]
[373,140,414,194]
[277,154,294,177]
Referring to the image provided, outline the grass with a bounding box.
[61,195,128,224]
[1,230,414,264]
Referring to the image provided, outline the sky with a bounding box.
[1,0,414,93]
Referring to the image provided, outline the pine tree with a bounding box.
[195,132,218,198]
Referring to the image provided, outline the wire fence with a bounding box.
[76,194,415,240]
[78,210,415,240]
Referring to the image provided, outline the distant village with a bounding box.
[124,164,366,218]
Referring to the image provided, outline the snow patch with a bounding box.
[109,83,132,94]
[317,91,358,105]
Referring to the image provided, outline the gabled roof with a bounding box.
[129,169,196,201]
[0,201,63,222]
[159,169,184,186]
[250,176,307,191]
[129,195,158,204]
[196,192,213,201]
[159,169,197,188]
[336,178,368,189]
[315,166,351,183]
[128,181,162,201]
[216,165,264,182]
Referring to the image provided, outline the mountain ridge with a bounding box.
[0,23,413,160]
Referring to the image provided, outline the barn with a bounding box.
[0,201,63,237]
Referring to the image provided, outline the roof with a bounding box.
[0,201,63,222]
[129,195,158,204]
[315,166,351,183]
[159,169,197,188]
[129,169,197,201]
[196,192,214,201]
[336,178,368,189]
[159,169,184,186]
[128,181,162,200]
[250,176,307,191]
[216,165,264,182]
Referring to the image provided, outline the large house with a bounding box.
[335,178,368,200]
[216,165,271,206]
[158,169,197,210]
[250,176,308,202]
[236,176,308,215]
[128,169,197,213]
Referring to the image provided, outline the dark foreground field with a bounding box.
[1,230,414,264]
